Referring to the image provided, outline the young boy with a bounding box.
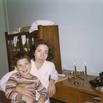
[5,52,48,103]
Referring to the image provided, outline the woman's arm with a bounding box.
[48,62,58,97]
[0,70,17,92]
[48,79,56,97]
[50,63,58,81]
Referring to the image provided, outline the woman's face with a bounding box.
[34,44,49,61]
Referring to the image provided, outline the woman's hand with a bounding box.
[15,84,34,98]
[48,79,56,97]
[22,95,35,103]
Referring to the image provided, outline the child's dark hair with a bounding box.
[14,52,31,66]
[30,39,54,61]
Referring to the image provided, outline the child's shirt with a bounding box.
[5,73,48,101]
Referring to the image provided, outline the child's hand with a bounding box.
[37,97,45,103]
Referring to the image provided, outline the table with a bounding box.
[0,74,103,103]
[53,74,103,103]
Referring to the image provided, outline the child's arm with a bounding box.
[36,79,48,103]
[37,95,45,103]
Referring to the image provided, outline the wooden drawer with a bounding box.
[54,85,79,103]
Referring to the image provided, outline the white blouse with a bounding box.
[30,60,58,89]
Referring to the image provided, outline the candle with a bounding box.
[85,65,87,76]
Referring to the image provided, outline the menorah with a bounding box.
[68,65,88,85]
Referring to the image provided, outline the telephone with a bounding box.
[89,72,103,87]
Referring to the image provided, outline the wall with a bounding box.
[0,0,8,78]
[5,0,103,75]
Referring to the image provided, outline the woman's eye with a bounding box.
[44,50,48,54]
[45,52,48,55]
[36,49,41,52]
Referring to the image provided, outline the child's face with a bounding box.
[34,44,49,61]
[16,58,31,77]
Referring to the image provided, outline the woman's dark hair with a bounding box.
[30,39,54,61]
[14,51,31,66]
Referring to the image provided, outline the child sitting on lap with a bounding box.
[5,52,48,103]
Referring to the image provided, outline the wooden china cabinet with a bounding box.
[5,25,62,73]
